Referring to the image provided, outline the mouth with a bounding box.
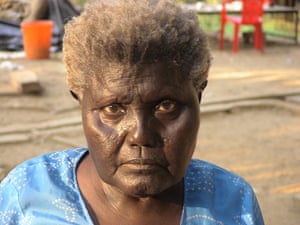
[120,159,168,172]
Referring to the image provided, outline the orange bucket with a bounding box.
[21,20,53,59]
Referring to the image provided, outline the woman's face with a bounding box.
[80,63,201,197]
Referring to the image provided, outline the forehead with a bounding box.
[87,62,188,94]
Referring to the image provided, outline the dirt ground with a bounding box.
[0,37,300,225]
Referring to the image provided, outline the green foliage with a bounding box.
[70,0,86,6]
[198,13,299,39]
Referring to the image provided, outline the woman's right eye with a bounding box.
[100,104,126,116]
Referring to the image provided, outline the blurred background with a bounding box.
[0,1,300,225]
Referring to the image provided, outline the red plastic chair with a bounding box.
[219,0,265,53]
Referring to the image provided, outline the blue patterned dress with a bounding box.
[0,148,264,225]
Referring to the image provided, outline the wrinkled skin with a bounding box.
[79,62,201,198]
[76,62,202,224]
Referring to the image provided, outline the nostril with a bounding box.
[127,133,164,149]
[129,142,162,149]
[130,144,141,149]
[126,115,164,148]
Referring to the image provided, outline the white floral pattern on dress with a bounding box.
[53,198,79,222]
[0,210,21,225]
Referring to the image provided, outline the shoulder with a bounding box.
[186,158,252,192]
[1,148,88,190]
[185,159,255,201]
[183,159,264,225]
[0,148,89,224]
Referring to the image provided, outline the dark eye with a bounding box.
[155,100,177,113]
[101,104,126,116]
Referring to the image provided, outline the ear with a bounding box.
[198,91,202,103]
[198,80,208,103]
[70,90,79,101]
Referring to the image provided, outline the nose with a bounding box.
[126,113,163,148]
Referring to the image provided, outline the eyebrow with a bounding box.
[93,90,133,106]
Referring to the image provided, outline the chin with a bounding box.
[131,188,152,198]
[118,179,168,198]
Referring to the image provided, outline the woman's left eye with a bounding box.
[155,100,177,113]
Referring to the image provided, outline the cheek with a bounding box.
[168,108,199,148]
[164,109,200,173]
[82,111,126,167]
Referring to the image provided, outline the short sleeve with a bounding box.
[0,149,91,225]
[0,178,32,225]
[240,185,264,225]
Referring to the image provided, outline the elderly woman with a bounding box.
[0,0,264,224]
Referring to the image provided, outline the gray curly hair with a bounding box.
[63,0,211,97]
